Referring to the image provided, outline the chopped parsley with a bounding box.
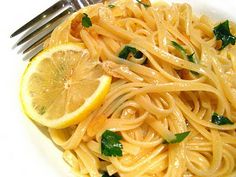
[163,131,190,144]
[172,41,198,75]
[211,112,234,125]
[136,0,150,8]
[187,53,199,75]
[118,46,143,59]
[213,20,236,50]
[172,41,187,59]
[172,41,197,63]
[187,52,195,63]
[102,172,115,177]
[108,4,115,8]
[82,13,92,28]
[101,130,123,157]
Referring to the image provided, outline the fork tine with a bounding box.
[10,0,68,38]
[16,8,75,46]
[22,31,51,54]
[23,43,45,61]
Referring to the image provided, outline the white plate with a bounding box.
[1,0,235,177]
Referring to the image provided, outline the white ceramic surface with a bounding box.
[1,0,235,177]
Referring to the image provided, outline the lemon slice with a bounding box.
[20,43,111,129]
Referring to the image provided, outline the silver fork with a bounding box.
[11,0,102,60]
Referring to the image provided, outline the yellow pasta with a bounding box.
[43,0,236,176]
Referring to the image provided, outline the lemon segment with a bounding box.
[20,43,111,128]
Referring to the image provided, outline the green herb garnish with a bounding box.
[118,46,143,59]
[172,41,198,75]
[163,131,190,144]
[136,0,150,8]
[108,4,115,8]
[187,53,199,75]
[102,172,115,177]
[213,20,236,50]
[211,112,234,125]
[187,52,196,63]
[82,13,92,28]
[172,41,187,59]
[101,130,123,157]
[172,41,197,63]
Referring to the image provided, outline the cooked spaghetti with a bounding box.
[40,0,236,176]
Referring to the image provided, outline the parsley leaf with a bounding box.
[118,46,143,59]
[213,20,236,50]
[163,131,190,144]
[187,53,199,75]
[187,53,196,63]
[102,172,115,177]
[172,41,198,75]
[82,13,92,28]
[108,4,115,8]
[136,0,150,8]
[211,112,234,125]
[101,130,123,157]
[172,41,197,63]
[172,41,187,59]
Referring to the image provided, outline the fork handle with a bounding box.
[68,0,92,10]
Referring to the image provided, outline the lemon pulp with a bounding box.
[20,43,111,128]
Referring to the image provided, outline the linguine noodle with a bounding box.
[42,0,236,176]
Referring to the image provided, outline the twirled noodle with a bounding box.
[44,0,236,176]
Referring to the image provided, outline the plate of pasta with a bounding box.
[15,0,236,177]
